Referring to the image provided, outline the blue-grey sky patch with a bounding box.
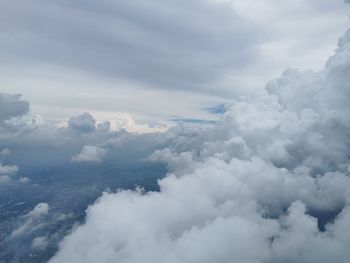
[205,103,227,114]
[170,118,217,125]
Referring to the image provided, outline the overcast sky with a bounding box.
[1,0,349,123]
[3,2,350,262]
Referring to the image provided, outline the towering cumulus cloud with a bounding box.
[50,28,350,263]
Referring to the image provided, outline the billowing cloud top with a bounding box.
[68,113,96,133]
[47,25,350,263]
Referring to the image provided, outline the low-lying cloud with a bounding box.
[11,203,49,238]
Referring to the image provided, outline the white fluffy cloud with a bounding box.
[0,149,19,183]
[109,113,171,134]
[0,163,18,176]
[71,146,107,163]
[66,112,170,135]
[49,24,350,263]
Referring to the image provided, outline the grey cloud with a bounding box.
[0,93,29,124]
[96,121,111,132]
[306,0,349,10]
[0,148,11,158]
[1,0,259,92]
[68,113,96,133]
[0,163,18,176]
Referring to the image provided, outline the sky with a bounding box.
[2,1,350,263]
[1,0,349,124]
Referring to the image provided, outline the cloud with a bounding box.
[32,236,49,250]
[109,113,171,134]
[0,93,29,127]
[0,148,11,158]
[67,112,166,135]
[71,145,107,163]
[0,163,18,176]
[148,148,195,174]
[0,175,10,183]
[0,0,259,93]
[19,177,30,183]
[0,93,46,138]
[11,203,49,238]
[1,5,350,261]
[26,203,49,219]
[1,0,348,126]
[0,150,19,183]
[50,25,350,263]
[68,113,96,133]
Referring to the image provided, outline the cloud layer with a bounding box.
[2,1,348,125]
[49,25,350,263]
[1,0,258,92]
